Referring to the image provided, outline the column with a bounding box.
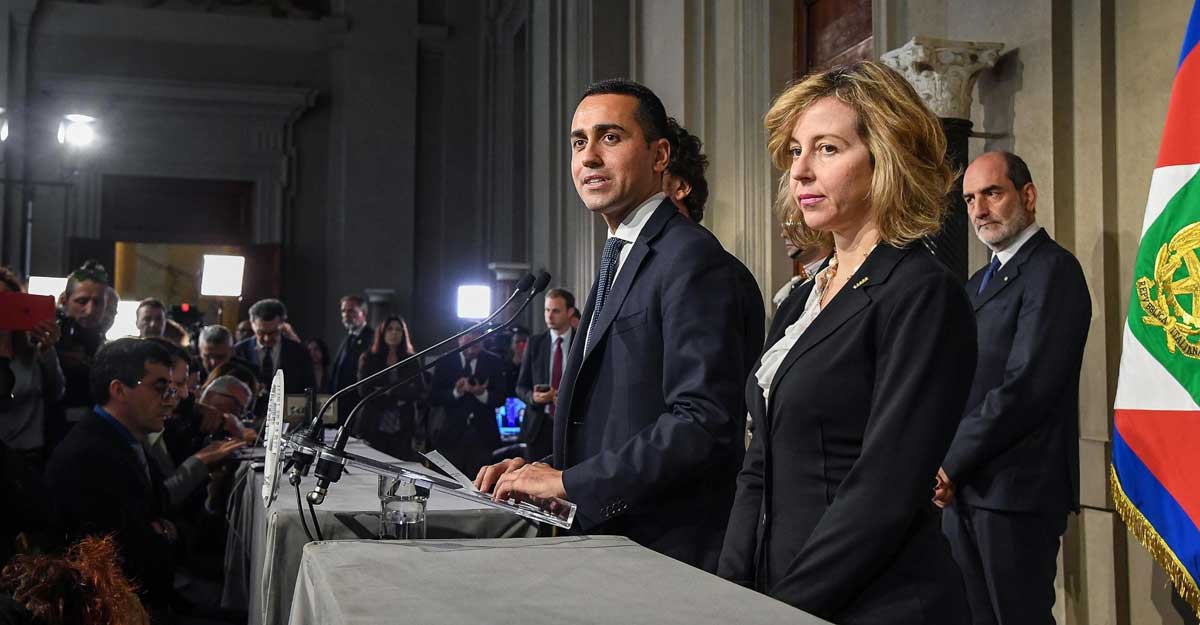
[881,36,1003,281]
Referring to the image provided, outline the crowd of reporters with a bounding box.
[0,256,557,624]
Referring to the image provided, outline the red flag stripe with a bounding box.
[1116,409,1200,530]
[1158,46,1200,167]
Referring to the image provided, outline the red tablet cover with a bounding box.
[0,292,55,331]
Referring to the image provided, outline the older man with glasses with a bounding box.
[144,338,247,508]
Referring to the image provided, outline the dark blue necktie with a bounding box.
[585,237,628,352]
[977,256,1002,295]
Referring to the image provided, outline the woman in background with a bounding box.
[0,266,64,472]
[306,338,330,395]
[357,316,426,461]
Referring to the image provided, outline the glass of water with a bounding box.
[378,475,427,539]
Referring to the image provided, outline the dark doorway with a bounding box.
[100,175,254,245]
[66,176,279,323]
[795,0,873,76]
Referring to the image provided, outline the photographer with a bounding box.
[0,266,64,472]
[48,261,109,451]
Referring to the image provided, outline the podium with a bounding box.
[288,536,831,625]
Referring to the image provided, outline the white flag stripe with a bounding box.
[1114,322,1200,411]
[1140,164,1200,238]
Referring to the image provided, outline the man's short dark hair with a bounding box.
[545,288,576,312]
[136,298,165,314]
[666,117,710,223]
[90,338,173,404]
[248,298,287,322]
[582,79,669,144]
[999,151,1034,191]
[339,295,365,309]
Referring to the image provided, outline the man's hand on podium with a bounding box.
[475,457,527,492]
[474,457,566,502]
[492,462,565,502]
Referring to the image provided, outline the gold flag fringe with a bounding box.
[1110,465,1200,617]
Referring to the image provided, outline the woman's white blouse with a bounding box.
[755,265,833,401]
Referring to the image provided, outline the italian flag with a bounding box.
[1111,1,1200,614]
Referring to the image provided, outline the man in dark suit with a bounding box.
[936,151,1091,625]
[329,295,373,425]
[515,288,577,461]
[234,299,315,411]
[46,338,178,621]
[478,79,763,572]
[429,330,506,477]
[661,116,767,387]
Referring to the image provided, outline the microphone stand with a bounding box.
[305,271,550,505]
[285,273,536,474]
[309,269,552,503]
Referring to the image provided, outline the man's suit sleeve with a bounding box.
[429,360,457,408]
[769,271,977,616]
[942,252,1091,483]
[48,450,173,594]
[164,456,210,508]
[481,357,506,409]
[295,341,316,393]
[515,337,538,407]
[561,245,747,528]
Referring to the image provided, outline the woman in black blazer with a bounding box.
[718,61,977,625]
[356,316,427,461]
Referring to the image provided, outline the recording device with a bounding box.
[0,293,55,331]
[534,384,550,393]
[496,396,527,441]
[305,271,551,506]
[467,376,485,387]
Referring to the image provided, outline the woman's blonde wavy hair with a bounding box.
[766,61,954,248]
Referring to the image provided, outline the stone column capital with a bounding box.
[880,36,1004,120]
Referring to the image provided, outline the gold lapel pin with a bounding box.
[852,277,870,289]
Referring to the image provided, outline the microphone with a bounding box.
[309,273,535,431]
[284,274,537,472]
[305,272,550,505]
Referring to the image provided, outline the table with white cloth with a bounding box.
[288,535,830,625]
[220,439,535,625]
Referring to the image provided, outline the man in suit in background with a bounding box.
[329,295,373,425]
[936,151,1091,625]
[429,330,506,477]
[478,79,762,572]
[515,288,577,461]
[234,299,314,410]
[46,338,178,621]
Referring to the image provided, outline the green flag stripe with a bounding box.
[1128,168,1200,406]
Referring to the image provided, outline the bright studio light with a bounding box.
[106,300,141,341]
[27,276,67,298]
[58,113,97,148]
[456,285,491,320]
[0,107,8,143]
[200,255,245,297]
